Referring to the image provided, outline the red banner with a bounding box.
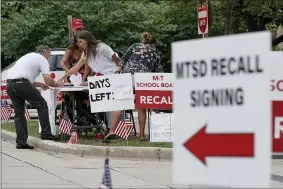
[1,85,9,99]
[272,101,283,152]
[135,90,172,109]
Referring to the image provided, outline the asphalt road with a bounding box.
[2,140,283,188]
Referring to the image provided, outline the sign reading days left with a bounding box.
[87,73,135,112]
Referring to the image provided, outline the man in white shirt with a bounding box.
[6,45,64,149]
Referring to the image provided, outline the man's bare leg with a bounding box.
[138,108,147,140]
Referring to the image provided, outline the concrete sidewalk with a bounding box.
[2,140,283,188]
[1,140,175,188]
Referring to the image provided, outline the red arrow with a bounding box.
[183,124,254,166]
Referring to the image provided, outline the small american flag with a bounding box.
[56,92,63,102]
[4,100,14,113]
[99,158,112,189]
[4,100,13,112]
[114,112,134,139]
[1,101,12,121]
[59,112,72,135]
[25,108,31,120]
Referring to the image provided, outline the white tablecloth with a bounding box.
[39,88,60,135]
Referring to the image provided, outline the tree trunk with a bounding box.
[272,34,283,46]
[207,0,213,32]
[247,15,259,32]
[224,0,233,34]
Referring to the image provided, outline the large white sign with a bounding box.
[88,73,135,112]
[172,31,272,188]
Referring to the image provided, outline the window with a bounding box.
[47,55,56,71]
[56,55,64,71]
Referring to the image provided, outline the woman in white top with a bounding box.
[59,30,120,82]
[58,30,121,133]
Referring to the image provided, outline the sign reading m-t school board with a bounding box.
[134,73,173,109]
[172,31,272,188]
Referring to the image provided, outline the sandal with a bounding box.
[104,133,116,141]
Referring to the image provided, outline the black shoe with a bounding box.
[40,134,60,141]
[16,143,34,149]
[104,133,116,141]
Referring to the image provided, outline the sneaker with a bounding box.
[16,143,34,149]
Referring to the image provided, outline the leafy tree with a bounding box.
[228,0,283,45]
[4,0,281,71]
[1,1,202,71]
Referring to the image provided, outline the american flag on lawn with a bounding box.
[99,158,112,189]
[113,111,134,139]
[1,101,12,121]
[59,112,72,135]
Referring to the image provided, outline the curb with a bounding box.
[1,130,172,161]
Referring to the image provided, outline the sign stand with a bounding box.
[133,73,173,141]
[124,109,129,146]
[148,110,151,139]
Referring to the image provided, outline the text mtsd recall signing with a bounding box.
[175,54,265,108]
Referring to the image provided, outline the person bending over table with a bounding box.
[58,30,121,131]
[6,45,64,149]
[105,32,163,141]
[59,33,90,129]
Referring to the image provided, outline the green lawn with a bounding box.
[1,121,172,148]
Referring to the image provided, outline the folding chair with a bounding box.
[125,109,137,136]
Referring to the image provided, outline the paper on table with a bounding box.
[114,87,133,100]
[69,74,82,86]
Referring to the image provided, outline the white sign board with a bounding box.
[270,52,283,101]
[270,52,283,152]
[88,73,135,112]
[172,31,271,188]
[134,73,173,109]
[150,113,174,142]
